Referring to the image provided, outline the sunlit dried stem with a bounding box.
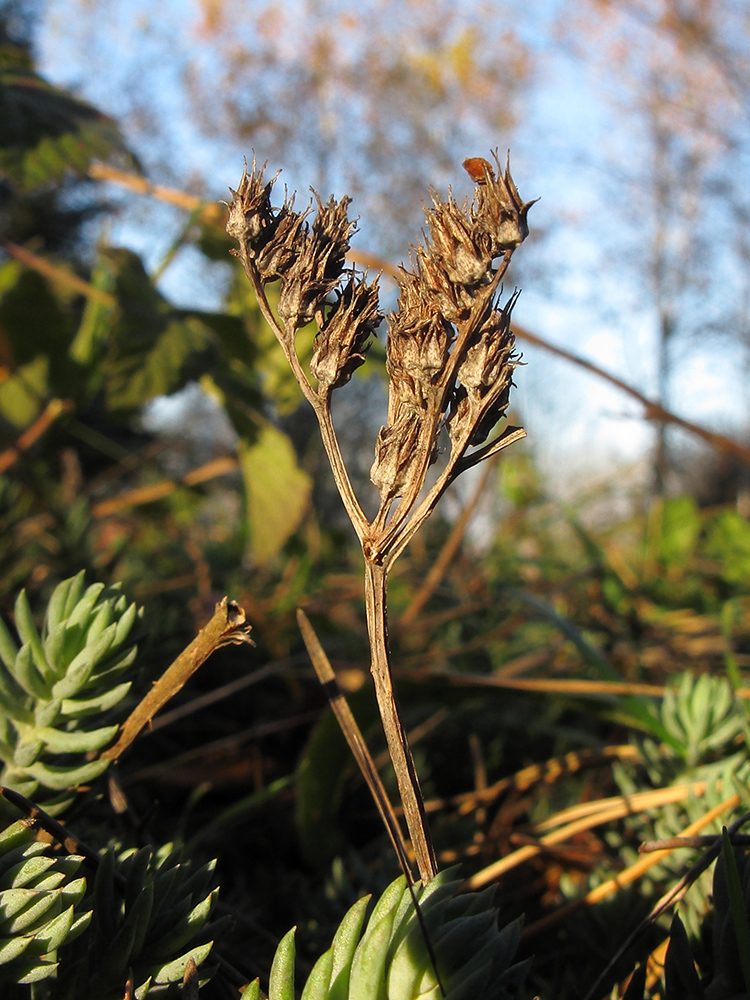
[228,154,532,884]
[236,239,369,540]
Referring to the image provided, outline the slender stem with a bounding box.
[364,559,437,882]
[237,244,369,539]
[316,400,369,540]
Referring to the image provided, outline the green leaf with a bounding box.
[657,496,701,566]
[36,723,119,754]
[664,913,703,1000]
[100,250,219,411]
[26,757,109,791]
[240,979,261,1000]
[301,949,334,1000]
[238,422,312,565]
[151,941,213,985]
[721,828,750,996]
[705,510,750,586]
[0,41,133,193]
[269,927,297,1000]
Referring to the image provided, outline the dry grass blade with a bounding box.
[523,792,741,942]
[464,780,716,890]
[296,608,414,880]
[101,597,254,761]
[423,745,639,816]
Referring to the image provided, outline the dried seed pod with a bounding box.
[253,197,309,282]
[225,156,278,246]
[370,409,422,500]
[471,150,538,254]
[312,193,357,282]
[448,291,519,447]
[276,193,358,329]
[310,273,381,391]
[386,271,454,401]
[423,190,493,289]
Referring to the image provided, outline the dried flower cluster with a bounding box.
[226,150,534,523]
[226,158,380,394]
[227,151,535,885]
[371,152,535,511]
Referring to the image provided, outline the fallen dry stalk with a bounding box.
[101,597,254,761]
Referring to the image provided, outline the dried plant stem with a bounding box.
[226,155,535,886]
[238,244,368,539]
[365,560,437,880]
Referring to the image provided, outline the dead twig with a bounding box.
[101,597,254,761]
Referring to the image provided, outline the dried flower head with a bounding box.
[469,150,538,254]
[225,155,278,246]
[448,291,520,448]
[310,273,381,392]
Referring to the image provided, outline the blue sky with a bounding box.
[34,0,750,495]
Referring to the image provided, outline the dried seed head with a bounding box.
[310,273,381,392]
[448,291,520,447]
[253,198,309,282]
[275,192,357,329]
[370,410,423,500]
[225,155,278,246]
[470,150,538,254]
[386,271,453,406]
[423,190,492,290]
[312,193,357,281]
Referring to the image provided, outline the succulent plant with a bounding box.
[241,869,528,1000]
[0,818,91,986]
[0,572,141,813]
[622,834,750,1000]
[56,841,223,1000]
